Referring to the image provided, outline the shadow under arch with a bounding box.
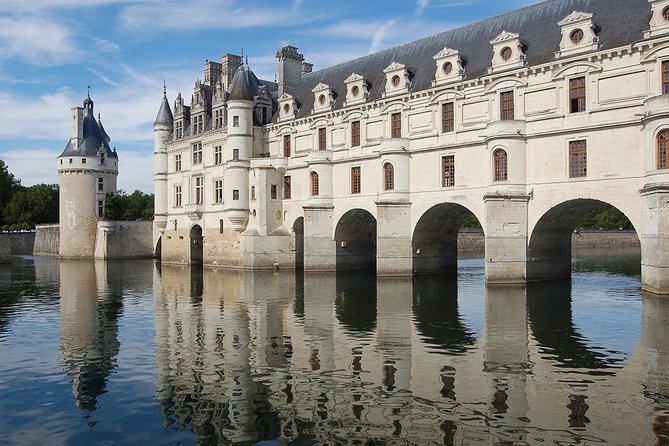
[334,209,377,271]
[412,203,482,276]
[189,224,203,265]
[154,235,162,260]
[527,199,639,282]
[293,217,304,271]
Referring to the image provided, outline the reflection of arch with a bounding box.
[493,148,507,181]
[412,275,476,354]
[412,203,482,276]
[293,217,304,270]
[527,199,639,282]
[335,271,377,334]
[189,224,203,265]
[335,209,377,271]
[526,280,622,372]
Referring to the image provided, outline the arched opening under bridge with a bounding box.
[334,209,377,271]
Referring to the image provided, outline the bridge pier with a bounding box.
[376,202,412,277]
[484,193,531,286]
[641,184,669,295]
[303,206,337,272]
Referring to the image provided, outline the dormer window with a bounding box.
[556,11,598,58]
[344,73,369,106]
[647,1,669,38]
[383,62,410,97]
[433,47,464,86]
[312,83,334,113]
[278,93,298,122]
[489,31,525,73]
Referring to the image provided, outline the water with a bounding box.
[0,252,665,445]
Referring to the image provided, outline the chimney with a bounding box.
[71,106,84,145]
[301,62,313,77]
[204,59,222,87]
[221,53,243,91]
[276,45,304,96]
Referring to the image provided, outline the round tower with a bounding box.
[224,64,256,231]
[153,86,173,241]
[58,94,118,258]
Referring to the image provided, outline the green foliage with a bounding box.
[4,184,59,228]
[461,213,483,229]
[576,204,633,230]
[0,159,22,225]
[104,190,154,221]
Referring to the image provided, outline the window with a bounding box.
[283,134,291,157]
[351,166,361,194]
[391,112,401,138]
[500,91,514,121]
[442,155,455,187]
[271,184,277,200]
[391,75,400,87]
[251,185,256,200]
[318,127,326,150]
[219,219,224,234]
[98,177,104,191]
[442,102,454,133]
[351,120,361,147]
[69,158,73,164]
[100,152,105,164]
[284,176,291,199]
[192,143,202,165]
[569,77,586,113]
[310,171,319,196]
[569,140,587,178]
[82,158,86,164]
[214,109,224,129]
[195,176,204,204]
[175,154,182,172]
[501,47,512,61]
[192,114,204,134]
[659,130,669,169]
[214,179,223,203]
[232,148,239,161]
[98,200,104,219]
[233,115,240,127]
[493,149,508,181]
[384,162,394,190]
[663,61,669,95]
[175,121,183,139]
[214,146,222,165]
[233,189,239,200]
[570,28,584,44]
[175,185,182,207]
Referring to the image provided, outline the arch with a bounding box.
[412,203,483,276]
[483,76,528,94]
[658,128,669,169]
[493,148,508,181]
[308,117,334,129]
[310,171,319,196]
[334,209,377,271]
[154,236,162,260]
[189,224,203,265]
[429,89,465,105]
[341,110,369,122]
[527,199,639,282]
[383,162,394,190]
[379,100,410,114]
[551,61,602,80]
[292,217,304,270]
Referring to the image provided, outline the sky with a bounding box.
[0,0,540,193]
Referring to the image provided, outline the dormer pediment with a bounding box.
[279,93,298,122]
[556,11,599,58]
[344,73,369,107]
[383,61,411,97]
[489,31,526,74]
[312,83,334,113]
[433,47,465,86]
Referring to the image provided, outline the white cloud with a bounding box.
[94,38,120,54]
[0,16,78,65]
[0,0,142,13]
[2,148,60,187]
[369,19,397,54]
[416,0,430,15]
[116,150,154,193]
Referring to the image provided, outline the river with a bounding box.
[0,251,665,445]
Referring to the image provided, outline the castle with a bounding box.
[153,0,669,294]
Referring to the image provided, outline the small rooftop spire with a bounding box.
[163,80,167,95]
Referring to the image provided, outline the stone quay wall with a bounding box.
[0,231,38,262]
[33,225,60,256]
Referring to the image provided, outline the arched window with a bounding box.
[384,162,394,191]
[310,171,319,196]
[659,129,669,169]
[493,149,508,181]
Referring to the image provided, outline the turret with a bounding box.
[154,86,173,235]
[58,93,118,258]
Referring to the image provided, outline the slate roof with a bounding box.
[288,0,651,120]
[60,97,118,159]
[154,92,174,128]
[228,63,278,101]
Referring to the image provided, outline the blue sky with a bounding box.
[0,0,539,193]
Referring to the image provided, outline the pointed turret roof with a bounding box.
[97,113,111,143]
[154,87,174,127]
[228,64,260,101]
[59,94,118,159]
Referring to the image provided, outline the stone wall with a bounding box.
[99,221,154,259]
[457,229,640,252]
[34,225,59,256]
[0,231,37,259]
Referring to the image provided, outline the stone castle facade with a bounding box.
[153,0,669,294]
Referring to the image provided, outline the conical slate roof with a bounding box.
[154,91,174,127]
[97,113,111,143]
[228,64,260,101]
[59,96,118,159]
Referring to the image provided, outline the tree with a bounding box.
[0,159,22,225]
[3,184,58,228]
[103,190,154,221]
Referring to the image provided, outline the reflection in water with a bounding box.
[412,275,476,354]
[59,261,123,413]
[527,280,624,372]
[2,254,668,445]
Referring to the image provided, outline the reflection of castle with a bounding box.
[59,261,122,412]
